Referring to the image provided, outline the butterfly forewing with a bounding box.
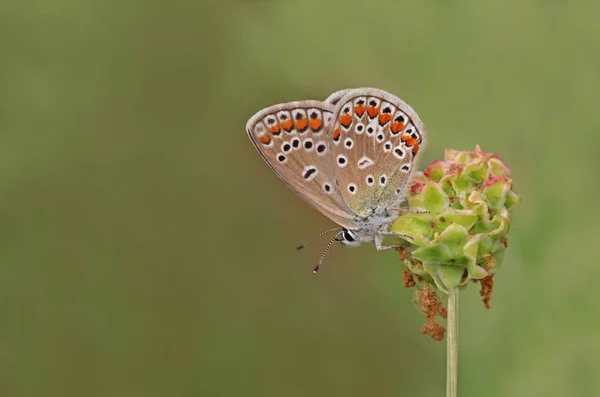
[330,88,426,217]
[246,101,356,228]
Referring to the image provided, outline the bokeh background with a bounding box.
[1,0,599,396]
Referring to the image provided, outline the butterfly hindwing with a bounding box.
[330,88,426,217]
[246,101,357,229]
[324,89,351,105]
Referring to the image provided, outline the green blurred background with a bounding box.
[1,0,598,396]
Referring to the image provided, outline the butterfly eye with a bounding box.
[343,230,355,241]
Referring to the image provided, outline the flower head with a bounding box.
[392,146,521,293]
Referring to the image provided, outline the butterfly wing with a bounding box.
[246,101,357,229]
[324,89,351,105]
[330,88,426,217]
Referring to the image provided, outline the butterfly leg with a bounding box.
[374,225,412,251]
[391,207,430,214]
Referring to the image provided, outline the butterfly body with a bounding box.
[336,212,397,248]
[246,88,426,264]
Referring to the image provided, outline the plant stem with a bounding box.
[446,288,459,397]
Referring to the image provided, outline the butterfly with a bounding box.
[246,88,426,272]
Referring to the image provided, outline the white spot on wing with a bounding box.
[337,154,348,168]
[379,174,387,187]
[380,101,396,118]
[393,146,406,159]
[366,175,375,186]
[344,137,354,149]
[253,121,267,136]
[347,183,357,194]
[315,141,328,156]
[366,124,376,136]
[302,165,318,181]
[277,153,287,163]
[303,138,314,152]
[392,110,407,124]
[291,138,301,150]
[358,156,374,169]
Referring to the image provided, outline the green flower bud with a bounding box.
[392,146,520,293]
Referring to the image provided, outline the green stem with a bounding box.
[446,288,459,397]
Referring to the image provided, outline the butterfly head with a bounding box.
[336,228,361,248]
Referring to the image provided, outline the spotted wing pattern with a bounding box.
[246,101,356,228]
[330,88,426,217]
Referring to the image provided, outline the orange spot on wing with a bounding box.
[354,105,365,117]
[412,143,420,154]
[391,122,405,134]
[281,119,293,132]
[367,106,380,118]
[332,127,340,140]
[259,133,271,144]
[378,113,393,125]
[404,137,417,146]
[309,118,322,131]
[340,114,352,128]
[269,124,281,134]
[295,118,308,131]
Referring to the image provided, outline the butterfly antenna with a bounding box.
[296,228,342,251]
[312,232,342,274]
